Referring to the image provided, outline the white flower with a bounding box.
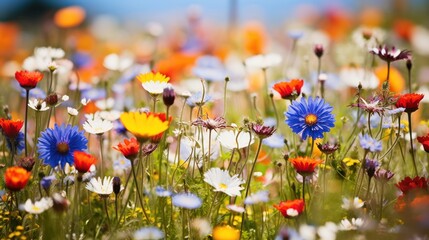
[299,224,316,240]
[338,218,364,231]
[286,209,299,217]
[317,222,338,240]
[99,110,121,121]
[243,190,269,205]
[81,98,91,106]
[23,56,51,71]
[226,204,245,213]
[21,198,53,214]
[203,168,244,197]
[411,26,429,56]
[67,107,78,116]
[142,81,170,95]
[95,98,115,110]
[86,176,114,197]
[190,218,212,238]
[245,53,282,69]
[217,129,254,150]
[339,67,379,89]
[34,46,65,59]
[133,226,164,240]
[103,53,133,71]
[83,117,113,135]
[28,99,49,112]
[341,197,364,210]
[62,95,69,102]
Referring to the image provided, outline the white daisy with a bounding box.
[95,98,115,110]
[86,176,114,197]
[67,107,78,116]
[81,98,91,106]
[142,81,170,95]
[83,117,113,135]
[341,197,364,210]
[28,99,50,112]
[338,218,364,231]
[21,198,53,214]
[133,226,164,240]
[103,53,133,72]
[99,110,121,121]
[217,129,254,150]
[203,168,244,197]
[245,53,282,69]
[339,67,379,89]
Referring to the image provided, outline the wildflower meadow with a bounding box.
[1,1,429,239]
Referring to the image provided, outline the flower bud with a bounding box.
[162,87,176,107]
[45,93,59,106]
[17,156,35,172]
[113,176,121,195]
[314,44,324,58]
[406,59,412,71]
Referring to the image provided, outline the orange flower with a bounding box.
[113,138,140,160]
[289,157,322,176]
[54,6,86,28]
[396,93,424,113]
[15,70,44,90]
[374,65,405,93]
[272,79,304,100]
[4,166,31,191]
[73,151,97,173]
[274,199,305,218]
[0,118,24,139]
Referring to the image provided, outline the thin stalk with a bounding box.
[98,135,104,177]
[24,89,30,156]
[104,197,110,224]
[407,112,418,176]
[240,139,263,238]
[131,146,151,223]
[223,77,229,117]
[270,93,279,127]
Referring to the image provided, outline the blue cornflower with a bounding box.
[365,158,380,178]
[6,132,24,154]
[37,124,88,168]
[172,192,202,209]
[40,175,56,190]
[186,92,212,108]
[285,97,335,140]
[359,134,382,152]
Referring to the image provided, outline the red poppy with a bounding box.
[272,79,304,100]
[73,151,96,173]
[15,70,44,90]
[289,157,323,176]
[4,166,31,191]
[396,176,428,195]
[274,199,305,218]
[417,135,429,153]
[0,118,24,139]
[113,138,140,160]
[395,93,424,113]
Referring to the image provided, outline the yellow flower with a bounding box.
[401,120,409,133]
[212,225,240,240]
[137,72,170,83]
[342,157,360,167]
[120,112,169,141]
[137,72,170,95]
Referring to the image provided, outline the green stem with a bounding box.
[407,112,418,176]
[24,89,30,156]
[131,155,151,223]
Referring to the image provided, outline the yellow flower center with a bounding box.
[219,183,228,190]
[305,114,318,126]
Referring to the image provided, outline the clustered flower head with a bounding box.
[289,157,323,176]
[0,118,24,139]
[285,97,335,140]
[370,45,411,63]
[4,166,31,191]
[192,116,227,130]
[120,111,170,142]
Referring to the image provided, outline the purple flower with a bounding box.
[365,159,380,178]
[370,46,411,63]
[192,117,227,130]
[251,123,276,139]
[374,169,394,182]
